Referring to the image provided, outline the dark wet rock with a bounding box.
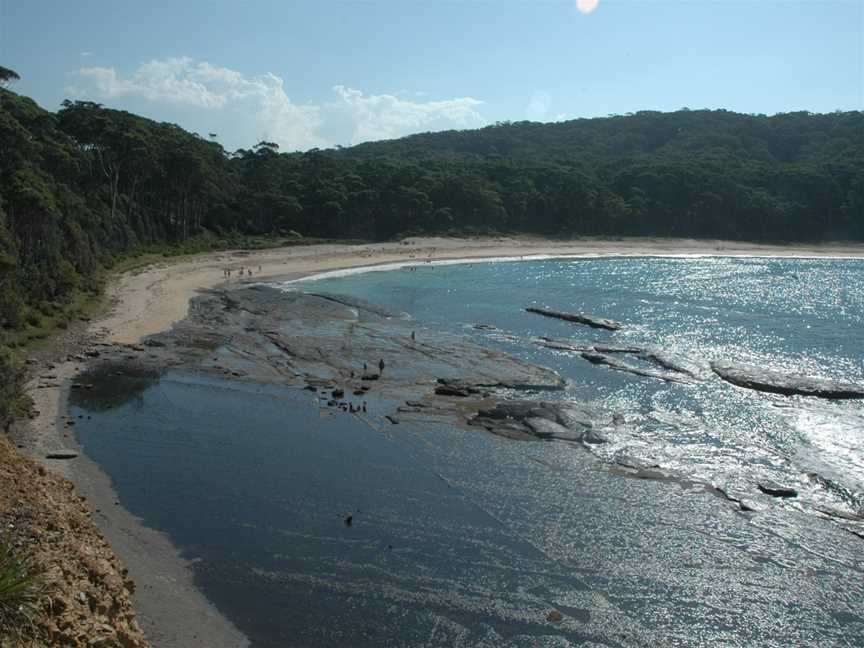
[143,338,166,347]
[614,455,661,472]
[546,610,563,623]
[84,285,568,447]
[470,400,611,443]
[757,482,798,498]
[385,415,399,425]
[713,485,763,512]
[580,429,608,444]
[807,473,864,516]
[434,378,486,397]
[472,323,498,331]
[46,451,78,460]
[581,351,689,383]
[201,287,562,393]
[540,339,641,354]
[711,362,864,399]
[540,338,702,383]
[526,307,621,331]
[737,500,761,513]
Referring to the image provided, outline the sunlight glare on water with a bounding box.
[299,256,864,517]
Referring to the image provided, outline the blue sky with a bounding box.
[2,0,862,151]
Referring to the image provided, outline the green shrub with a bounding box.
[0,536,47,644]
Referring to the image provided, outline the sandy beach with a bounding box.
[22,235,864,647]
[96,236,864,345]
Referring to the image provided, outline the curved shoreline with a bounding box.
[94,236,864,345]
[23,235,864,646]
[286,250,864,285]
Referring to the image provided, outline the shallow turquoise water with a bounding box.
[71,257,864,647]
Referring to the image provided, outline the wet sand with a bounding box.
[23,235,864,646]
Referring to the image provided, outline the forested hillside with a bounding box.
[0,76,862,427]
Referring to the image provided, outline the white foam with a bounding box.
[277,252,863,289]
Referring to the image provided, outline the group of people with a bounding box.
[362,359,386,375]
[222,265,263,279]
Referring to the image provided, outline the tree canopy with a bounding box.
[0,84,861,427]
[0,66,20,89]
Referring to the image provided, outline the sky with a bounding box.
[1,0,862,152]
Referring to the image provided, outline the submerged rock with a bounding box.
[711,362,864,399]
[526,307,622,331]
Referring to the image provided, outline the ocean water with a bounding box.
[71,257,864,647]
[298,257,864,510]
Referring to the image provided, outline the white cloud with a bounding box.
[327,85,485,145]
[526,90,552,121]
[80,51,94,58]
[66,57,486,151]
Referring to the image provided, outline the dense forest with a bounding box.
[0,65,862,428]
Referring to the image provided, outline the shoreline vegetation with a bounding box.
[3,236,863,645]
[1,75,862,645]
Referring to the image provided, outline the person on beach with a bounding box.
[411,331,415,341]
[378,358,385,375]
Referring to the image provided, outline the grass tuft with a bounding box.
[0,535,48,644]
